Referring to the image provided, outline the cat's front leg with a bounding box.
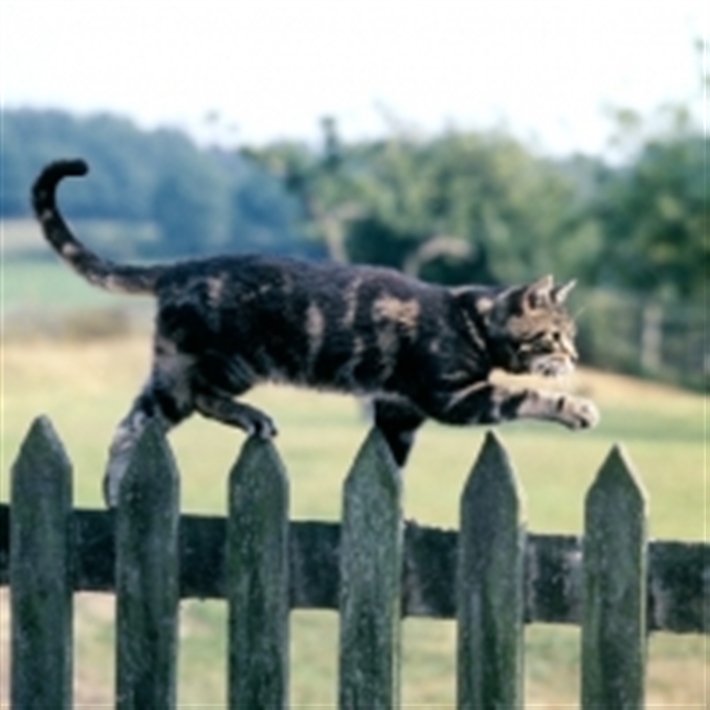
[515,389,600,429]
[425,383,599,430]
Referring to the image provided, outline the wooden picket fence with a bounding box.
[0,415,707,708]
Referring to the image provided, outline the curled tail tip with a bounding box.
[33,157,89,190]
[44,157,89,179]
[32,158,89,213]
[57,158,89,176]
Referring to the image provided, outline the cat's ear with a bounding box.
[521,274,554,311]
[551,279,576,304]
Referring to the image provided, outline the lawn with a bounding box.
[1,218,158,315]
[1,335,707,706]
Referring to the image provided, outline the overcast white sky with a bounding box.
[1,0,706,156]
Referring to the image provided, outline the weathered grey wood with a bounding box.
[402,522,458,617]
[3,415,709,710]
[227,436,289,710]
[457,431,526,709]
[647,541,710,633]
[524,534,582,624]
[582,445,648,709]
[115,423,180,710]
[10,416,73,710]
[338,427,403,709]
[0,505,705,631]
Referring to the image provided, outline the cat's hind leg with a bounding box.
[103,380,194,506]
[190,350,276,437]
[104,342,198,506]
[194,393,277,438]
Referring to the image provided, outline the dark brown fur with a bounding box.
[33,159,599,506]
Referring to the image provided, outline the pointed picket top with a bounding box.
[461,431,526,520]
[227,434,289,710]
[11,415,74,709]
[115,421,180,710]
[118,420,179,509]
[582,443,648,709]
[585,443,648,518]
[338,426,403,709]
[227,432,289,554]
[457,431,526,709]
[11,414,73,536]
[340,426,403,566]
[344,425,400,497]
[12,415,72,489]
[229,434,289,500]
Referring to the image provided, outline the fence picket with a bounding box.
[581,445,648,709]
[457,431,526,709]
[10,417,73,709]
[227,436,290,709]
[3,414,706,708]
[338,427,403,709]
[115,423,180,710]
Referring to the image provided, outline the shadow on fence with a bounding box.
[0,416,707,708]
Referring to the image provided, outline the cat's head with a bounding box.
[478,275,579,377]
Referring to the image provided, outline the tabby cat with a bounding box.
[33,159,599,506]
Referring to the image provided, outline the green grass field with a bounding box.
[2,219,159,315]
[1,335,706,706]
[2,218,159,260]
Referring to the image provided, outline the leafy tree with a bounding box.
[355,131,599,285]
[247,122,600,286]
[242,118,363,262]
[591,39,708,303]
[228,164,311,256]
[594,130,706,301]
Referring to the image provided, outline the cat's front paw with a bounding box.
[560,395,600,430]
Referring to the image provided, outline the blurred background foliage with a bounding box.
[1,47,706,389]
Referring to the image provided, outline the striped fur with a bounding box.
[32,159,598,506]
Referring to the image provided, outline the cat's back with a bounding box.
[157,253,440,310]
[154,253,452,390]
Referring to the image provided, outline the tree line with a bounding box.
[1,99,705,306]
[2,109,309,258]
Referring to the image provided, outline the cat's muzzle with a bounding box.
[531,355,575,378]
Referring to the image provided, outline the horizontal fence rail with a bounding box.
[1,503,705,632]
[1,415,708,709]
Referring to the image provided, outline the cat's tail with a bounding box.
[32,159,165,295]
